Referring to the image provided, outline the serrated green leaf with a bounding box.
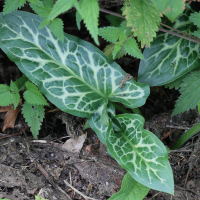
[38,18,50,29]
[14,75,29,91]
[109,172,149,200]
[172,70,200,116]
[28,0,42,4]
[165,66,200,89]
[124,38,144,60]
[152,0,185,22]
[76,11,82,30]
[123,0,161,47]
[22,102,45,139]
[30,1,50,18]
[119,30,127,42]
[43,0,54,7]
[115,44,127,59]
[49,18,64,42]
[165,75,184,89]
[189,12,200,27]
[80,0,99,45]
[138,9,200,86]
[47,0,74,21]
[10,80,20,109]
[99,27,123,43]
[0,84,12,106]
[0,11,149,119]
[23,81,48,105]
[192,30,200,39]
[3,0,26,15]
[104,43,126,60]
[106,114,174,194]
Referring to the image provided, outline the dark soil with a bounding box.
[1,2,200,200]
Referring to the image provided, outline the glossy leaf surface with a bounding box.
[138,9,200,86]
[0,11,149,118]
[106,114,174,194]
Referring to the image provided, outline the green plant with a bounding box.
[0,9,173,198]
[35,195,48,200]
[0,76,47,138]
[2,0,200,199]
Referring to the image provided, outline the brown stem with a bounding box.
[99,8,200,45]
[160,22,200,42]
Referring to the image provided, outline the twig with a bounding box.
[64,180,98,200]
[166,125,190,130]
[149,192,161,200]
[175,185,200,196]
[0,126,28,140]
[184,169,190,188]
[159,27,200,44]
[37,163,72,200]
[99,8,200,45]
[160,22,200,42]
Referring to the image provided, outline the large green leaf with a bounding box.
[109,172,149,200]
[0,11,149,118]
[122,0,162,48]
[106,114,174,194]
[152,0,185,21]
[138,9,200,86]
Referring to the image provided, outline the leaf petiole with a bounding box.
[172,120,200,150]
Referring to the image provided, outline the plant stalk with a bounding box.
[112,102,130,113]
[172,121,200,150]
[132,108,143,116]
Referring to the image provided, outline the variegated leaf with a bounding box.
[138,9,200,86]
[106,114,174,194]
[89,102,115,145]
[0,11,150,118]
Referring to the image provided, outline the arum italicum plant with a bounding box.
[0,11,174,198]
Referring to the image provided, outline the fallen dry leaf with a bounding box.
[0,99,22,132]
[62,134,87,153]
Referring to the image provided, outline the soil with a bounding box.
[1,2,200,200]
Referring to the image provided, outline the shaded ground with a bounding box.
[1,3,200,200]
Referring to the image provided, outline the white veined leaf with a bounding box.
[0,11,149,119]
[106,114,174,194]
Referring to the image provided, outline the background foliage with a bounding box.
[1,0,200,199]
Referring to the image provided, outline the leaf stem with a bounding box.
[112,102,130,113]
[99,8,200,45]
[132,108,143,116]
[172,121,200,150]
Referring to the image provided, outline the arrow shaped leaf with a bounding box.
[106,114,174,194]
[0,11,149,119]
[138,8,200,86]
